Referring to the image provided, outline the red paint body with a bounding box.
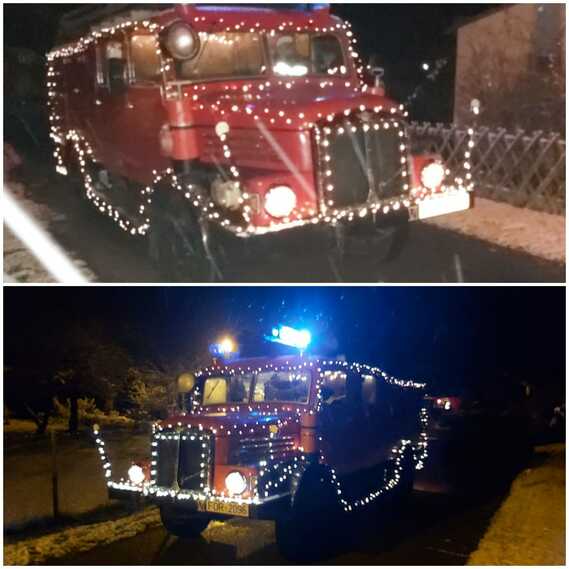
[156,355,424,497]
[51,4,446,234]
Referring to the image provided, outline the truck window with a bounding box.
[361,374,377,406]
[176,32,265,81]
[253,371,309,404]
[320,370,347,404]
[203,375,253,406]
[312,34,346,75]
[101,39,128,94]
[130,35,161,83]
[269,33,346,77]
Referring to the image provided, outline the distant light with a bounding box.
[268,325,312,351]
[422,63,430,71]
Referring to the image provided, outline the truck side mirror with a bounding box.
[177,373,196,412]
[177,373,196,394]
[367,55,385,89]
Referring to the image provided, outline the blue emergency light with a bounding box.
[267,325,312,351]
[209,337,238,360]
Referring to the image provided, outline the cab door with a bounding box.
[318,369,370,476]
[91,34,130,175]
[91,33,168,185]
[121,32,168,184]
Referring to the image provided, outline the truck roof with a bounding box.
[206,354,320,371]
[56,3,334,43]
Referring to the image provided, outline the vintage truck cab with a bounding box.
[94,343,429,558]
[48,4,473,279]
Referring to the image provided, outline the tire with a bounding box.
[159,505,211,539]
[330,223,409,280]
[276,466,343,561]
[148,214,215,282]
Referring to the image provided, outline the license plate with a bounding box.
[410,191,471,221]
[199,500,250,518]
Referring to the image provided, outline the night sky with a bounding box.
[4,287,565,400]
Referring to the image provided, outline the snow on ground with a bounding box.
[427,197,565,264]
[3,181,96,283]
[4,428,148,528]
[4,507,161,565]
[467,444,565,565]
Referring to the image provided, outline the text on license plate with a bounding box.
[199,500,250,517]
[409,192,471,221]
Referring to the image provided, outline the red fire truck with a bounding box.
[48,4,473,279]
[94,351,429,559]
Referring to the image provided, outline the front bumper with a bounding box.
[213,188,474,242]
[210,189,473,255]
[108,486,291,521]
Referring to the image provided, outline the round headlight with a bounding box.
[128,464,145,485]
[264,186,297,219]
[421,162,445,190]
[163,22,200,61]
[225,471,247,495]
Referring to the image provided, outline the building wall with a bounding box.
[454,4,565,131]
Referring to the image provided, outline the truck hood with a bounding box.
[183,79,402,131]
[160,411,292,432]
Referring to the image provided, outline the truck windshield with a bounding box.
[202,371,310,406]
[269,33,347,77]
[174,32,347,81]
[176,32,266,80]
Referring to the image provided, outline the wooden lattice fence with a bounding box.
[408,123,566,215]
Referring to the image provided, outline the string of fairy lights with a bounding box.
[93,359,429,513]
[46,9,475,241]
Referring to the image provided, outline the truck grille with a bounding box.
[155,430,213,492]
[232,435,296,465]
[317,117,406,209]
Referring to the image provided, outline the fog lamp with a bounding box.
[225,471,247,495]
[128,464,145,485]
[163,22,200,60]
[421,162,445,190]
[264,186,297,219]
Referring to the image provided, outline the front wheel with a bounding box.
[148,214,218,282]
[329,223,409,281]
[159,505,211,539]
[276,466,344,561]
